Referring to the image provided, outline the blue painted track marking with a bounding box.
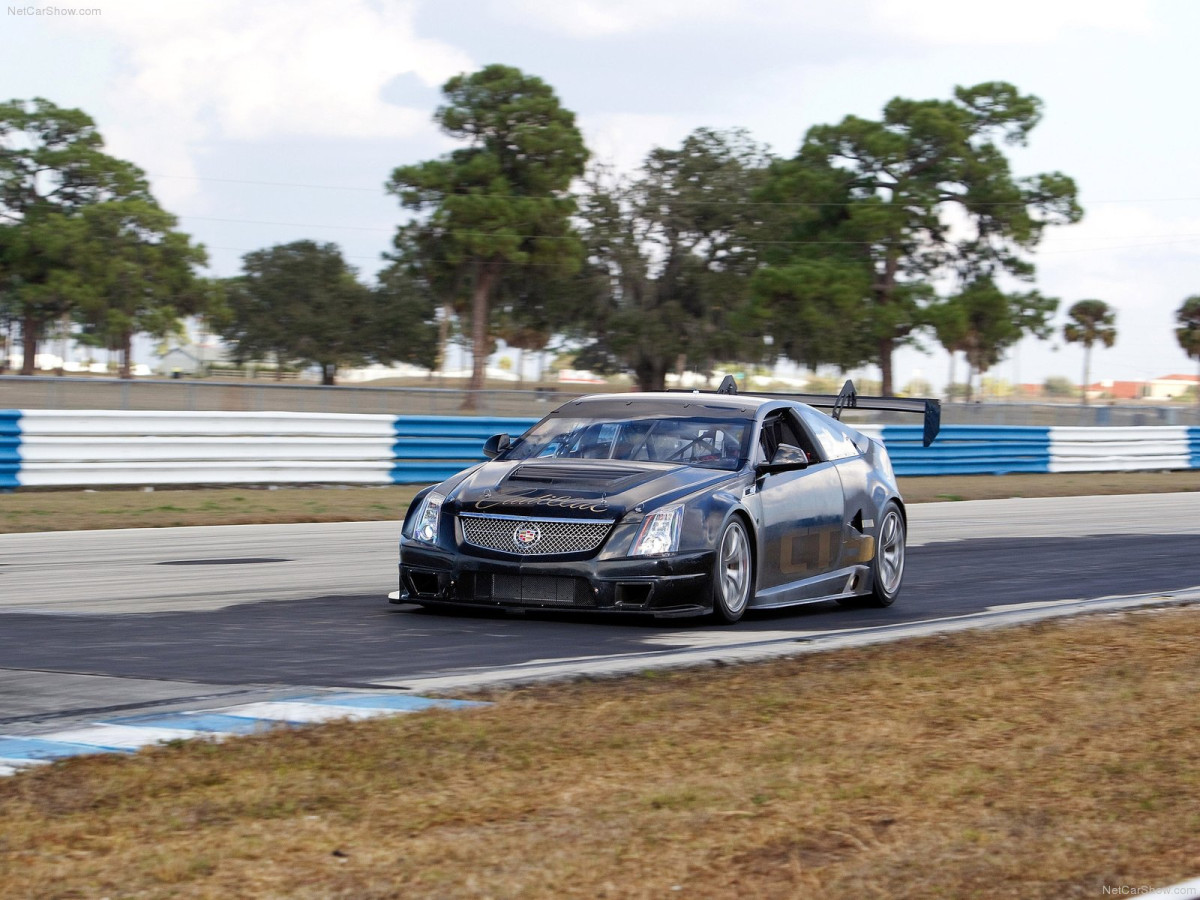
[0,736,133,761]
[1,692,489,775]
[299,692,486,711]
[106,713,280,735]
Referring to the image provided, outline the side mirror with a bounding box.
[482,433,512,459]
[755,443,810,476]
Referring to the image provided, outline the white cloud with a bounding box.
[48,0,474,204]
[1037,202,1200,273]
[74,0,471,138]
[498,0,735,38]
[579,111,696,172]
[869,0,1156,46]
[1023,202,1200,380]
[503,0,1156,45]
[497,0,888,39]
[888,199,1200,386]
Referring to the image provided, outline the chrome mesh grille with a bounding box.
[459,514,613,556]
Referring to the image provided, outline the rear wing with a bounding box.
[714,376,941,447]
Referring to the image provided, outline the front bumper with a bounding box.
[395,541,716,617]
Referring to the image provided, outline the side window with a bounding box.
[759,410,821,463]
[796,407,860,461]
[758,414,781,461]
[842,423,873,456]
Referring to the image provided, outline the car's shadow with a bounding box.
[393,597,854,629]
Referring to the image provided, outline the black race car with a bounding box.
[392,379,939,623]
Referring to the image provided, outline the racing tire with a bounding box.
[864,501,905,607]
[711,518,753,624]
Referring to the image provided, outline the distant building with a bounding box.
[155,344,227,377]
[557,369,606,384]
[1088,380,1148,401]
[1016,383,1045,399]
[1146,374,1199,400]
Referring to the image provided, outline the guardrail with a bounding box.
[1,411,1198,488]
[0,375,585,417]
[5,375,1199,426]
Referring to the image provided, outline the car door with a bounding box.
[793,407,878,567]
[751,408,846,597]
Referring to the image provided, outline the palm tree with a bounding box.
[1063,300,1117,405]
[1177,295,1200,407]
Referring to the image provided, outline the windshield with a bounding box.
[504,415,751,470]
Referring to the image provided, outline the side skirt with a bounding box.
[749,565,871,610]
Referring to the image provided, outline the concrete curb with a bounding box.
[377,586,1200,694]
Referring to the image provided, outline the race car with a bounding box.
[392,378,939,623]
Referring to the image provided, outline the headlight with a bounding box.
[630,504,683,556]
[412,491,445,544]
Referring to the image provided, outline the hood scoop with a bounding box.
[508,463,649,487]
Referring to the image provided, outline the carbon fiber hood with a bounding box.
[448,459,738,519]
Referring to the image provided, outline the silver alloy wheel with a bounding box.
[717,520,752,617]
[877,508,905,595]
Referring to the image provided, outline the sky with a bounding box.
[3,0,1199,388]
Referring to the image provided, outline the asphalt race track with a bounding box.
[1,493,1199,731]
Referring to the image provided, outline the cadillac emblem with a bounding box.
[513,524,542,549]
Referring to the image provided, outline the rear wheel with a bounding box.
[711,518,753,624]
[865,502,905,607]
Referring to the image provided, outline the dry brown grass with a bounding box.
[897,470,1200,503]
[0,486,421,533]
[2,607,1198,898]
[3,471,1200,534]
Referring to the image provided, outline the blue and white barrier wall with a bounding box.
[859,424,1200,476]
[858,425,1053,475]
[393,414,537,484]
[1048,426,1198,473]
[0,410,538,488]
[0,410,1197,488]
[8,410,400,487]
[1,411,19,490]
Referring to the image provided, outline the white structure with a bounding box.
[155,344,228,377]
[1146,374,1200,400]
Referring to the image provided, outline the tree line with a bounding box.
[0,99,206,378]
[4,71,1200,402]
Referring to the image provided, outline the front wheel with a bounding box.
[865,502,905,607]
[711,518,753,624]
